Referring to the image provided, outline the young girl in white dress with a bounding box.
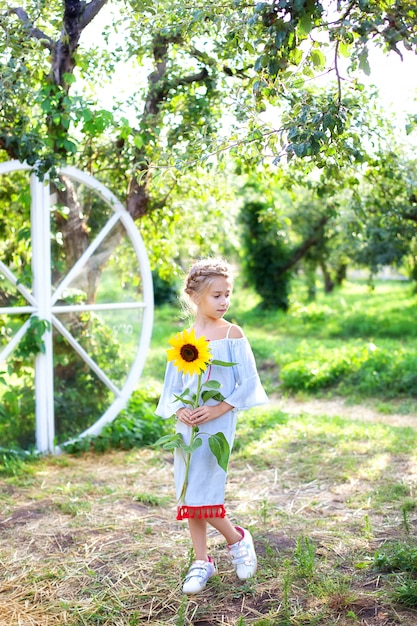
[155,258,268,594]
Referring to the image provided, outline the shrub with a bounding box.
[344,349,417,398]
[239,199,292,310]
[280,344,362,391]
[280,342,417,399]
[62,385,171,454]
[152,270,179,305]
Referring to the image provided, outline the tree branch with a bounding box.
[334,39,342,105]
[191,46,249,79]
[7,8,53,49]
[171,67,209,88]
[279,216,329,274]
[79,0,108,30]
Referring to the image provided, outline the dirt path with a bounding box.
[273,395,417,429]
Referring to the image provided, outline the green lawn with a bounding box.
[142,278,417,412]
[1,278,417,624]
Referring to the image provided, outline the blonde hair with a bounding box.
[182,258,233,316]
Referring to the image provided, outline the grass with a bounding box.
[2,277,417,447]
[1,406,417,624]
[142,278,417,411]
[1,278,417,624]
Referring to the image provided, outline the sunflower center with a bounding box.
[180,344,199,362]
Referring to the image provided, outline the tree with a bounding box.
[239,178,333,309]
[2,0,417,444]
[350,151,417,281]
[1,0,417,304]
[239,197,293,310]
[2,1,417,180]
[238,82,417,308]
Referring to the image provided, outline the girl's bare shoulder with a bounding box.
[228,323,244,339]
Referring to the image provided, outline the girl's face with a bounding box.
[194,276,232,320]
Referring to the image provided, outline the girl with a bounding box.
[155,259,268,594]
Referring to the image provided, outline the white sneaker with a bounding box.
[227,526,257,580]
[182,556,216,594]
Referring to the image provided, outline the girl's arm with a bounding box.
[223,336,269,410]
[155,361,185,419]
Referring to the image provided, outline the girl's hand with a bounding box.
[189,401,234,425]
[189,405,217,424]
[176,407,194,426]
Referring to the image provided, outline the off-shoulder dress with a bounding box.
[155,326,269,520]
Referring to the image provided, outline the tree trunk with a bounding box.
[335,263,347,285]
[320,261,335,293]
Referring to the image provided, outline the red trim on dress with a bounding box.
[177,504,226,520]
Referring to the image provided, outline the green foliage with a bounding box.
[0,307,151,449]
[152,269,180,305]
[2,0,417,368]
[0,448,39,477]
[62,387,167,454]
[350,153,417,276]
[0,316,50,449]
[294,536,316,579]
[392,577,417,608]
[374,541,417,609]
[280,345,354,391]
[249,0,324,78]
[374,541,417,574]
[239,198,292,310]
[280,342,417,398]
[53,312,128,443]
[208,431,230,472]
[0,373,36,449]
[14,316,51,359]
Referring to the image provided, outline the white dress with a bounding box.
[155,328,269,520]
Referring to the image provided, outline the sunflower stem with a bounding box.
[179,372,202,504]
[179,425,198,504]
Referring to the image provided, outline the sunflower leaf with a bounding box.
[174,388,191,399]
[173,393,195,406]
[202,380,221,389]
[211,359,237,367]
[183,437,203,454]
[208,432,230,472]
[202,389,225,402]
[154,433,185,451]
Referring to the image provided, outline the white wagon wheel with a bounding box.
[0,161,153,453]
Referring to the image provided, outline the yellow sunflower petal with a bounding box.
[166,328,212,376]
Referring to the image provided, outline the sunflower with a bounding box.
[167,328,212,376]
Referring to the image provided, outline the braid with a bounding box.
[185,259,232,297]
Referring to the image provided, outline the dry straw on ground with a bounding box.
[1,399,417,625]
